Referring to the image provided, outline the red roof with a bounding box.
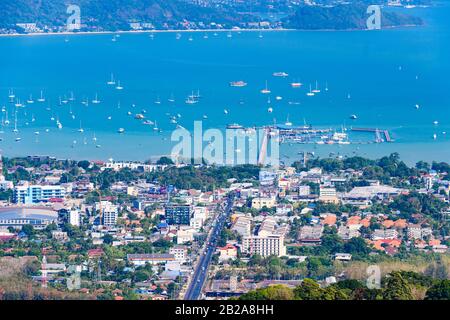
[49,198,64,203]
[88,248,104,257]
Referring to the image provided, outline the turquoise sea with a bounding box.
[1,4,450,165]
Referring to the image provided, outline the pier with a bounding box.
[351,127,393,142]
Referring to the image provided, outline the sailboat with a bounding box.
[168,93,175,103]
[27,94,34,104]
[37,90,46,102]
[92,93,101,104]
[107,73,116,85]
[8,89,15,99]
[306,84,315,96]
[285,115,293,126]
[153,121,159,131]
[154,96,161,105]
[260,81,271,94]
[12,112,18,133]
[312,81,321,93]
[78,121,84,133]
[115,81,124,90]
[68,91,75,101]
[15,99,23,107]
[4,111,9,126]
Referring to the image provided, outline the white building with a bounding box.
[169,246,188,263]
[14,183,66,204]
[99,202,118,227]
[69,209,81,227]
[241,234,286,257]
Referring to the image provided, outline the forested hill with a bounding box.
[0,0,255,33]
[0,0,426,34]
[283,2,423,30]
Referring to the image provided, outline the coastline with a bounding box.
[0,23,423,38]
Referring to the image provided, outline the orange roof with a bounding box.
[394,219,408,229]
[322,214,337,226]
[372,239,402,251]
[347,216,361,225]
[429,239,441,246]
[382,220,395,228]
[360,218,371,227]
[114,296,124,300]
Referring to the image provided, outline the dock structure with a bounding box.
[351,127,393,142]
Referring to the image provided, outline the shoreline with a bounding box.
[0,24,422,38]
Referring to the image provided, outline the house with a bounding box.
[217,244,238,262]
[298,225,324,245]
[334,253,352,261]
[176,228,195,244]
[251,197,276,210]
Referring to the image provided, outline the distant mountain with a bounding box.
[283,2,423,30]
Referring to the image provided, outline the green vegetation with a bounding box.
[283,2,423,30]
[238,271,448,300]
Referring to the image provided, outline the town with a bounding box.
[0,152,449,300]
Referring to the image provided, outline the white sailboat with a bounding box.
[312,81,321,93]
[115,81,124,90]
[107,73,116,85]
[260,81,271,94]
[37,90,46,102]
[92,93,101,104]
[306,84,315,96]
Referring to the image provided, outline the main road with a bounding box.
[184,193,234,300]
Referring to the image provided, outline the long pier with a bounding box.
[351,127,393,142]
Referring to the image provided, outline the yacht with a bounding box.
[349,114,358,120]
[273,72,289,77]
[230,81,247,87]
[291,81,302,88]
[118,128,125,134]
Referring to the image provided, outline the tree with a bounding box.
[156,157,174,165]
[21,224,34,237]
[77,160,91,170]
[239,285,295,300]
[382,272,413,300]
[425,280,450,300]
[103,234,114,245]
[294,278,325,300]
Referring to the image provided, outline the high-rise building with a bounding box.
[69,209,81,227]
[102,203,118,226]
[241,234,286,257]
[165,205,192,225]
